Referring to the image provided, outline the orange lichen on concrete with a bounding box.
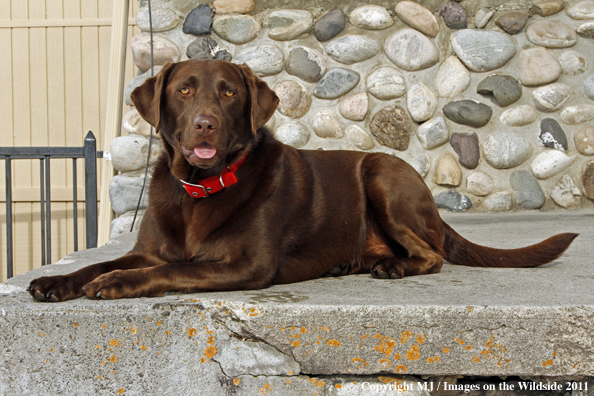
[473,357,480,362]
[109,340,119,347]
[109,354,117,363]
[204,346,217,358]
[379,377,402,384]
[406,345,420,361]
[319,326,331,331]
[434,356,440,362]
[352,357,369,370]
[188,328,197,337]
[362,334,369,339]
[379,359,391,369]
[141,345,146,350]
[292,341,300,347]
[480,334,509,369]
[466,345,472,350]
[233,378,241,386]
[307,378,325,387]
[543,359,554,367]
[335,383,342,389]
[130,327,138,335]
[416,334,426,344]
[395,365,407,373]
[443,347,450,353]
[290,326,296,330]
[327,339,341,346]
[374,335,396,356]
[301,327,306,333]
[118,388,125,394]
[73,323,78,327]
[400,330,413,344]
[454,337,465,345]
[394,353,401,360]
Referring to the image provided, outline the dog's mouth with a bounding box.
[180,140,222,165]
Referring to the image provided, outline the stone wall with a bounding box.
[111,0,594,237]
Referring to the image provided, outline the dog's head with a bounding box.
[131,60,279,176]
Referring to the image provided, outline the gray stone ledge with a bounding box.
[1,211,594,394]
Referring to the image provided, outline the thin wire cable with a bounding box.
[130,0,155,232]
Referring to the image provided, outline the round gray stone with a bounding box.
[131,34,181,73]
[406,83,438,123]
[235,45,284,76]
[274,80,311,118]
[137,7,180,33]
[450,29,517,72]
[539,118,568,150]
[274,121,310,148]
[349,5,394,30]
[187,36,231,61]
[266,10,313,41]
[324,35,380,65]
[110,211,144,239]
[483,192,513,212]
[385,29,439,71]
[110,135,161,173]
[551,175,582,208]
[510,170,546,209]
[366,67,406,100]
[109,173,150,215]
[443,100,492,128]
[440,1,468,29]
[409,154,430,179]
[345,125,374,150]
[583,75,594,100]
[532,83,573,112]
[466,171,494,196]
[313,9,345,42]
[475,8,494,29]
[500,105,538,127]
[395,1,439,37]
[434,190,472,212]
[577,21,594,38]
[483,132,533,169]
[313,68,360,100]
[212,15,260,45]
[286,47,326,83]
[182,4,213,35]
[567,0,594,19]
[557,49,588,75]
[526,20,577,48]
[416,116,449,150]
[477,74,522,108]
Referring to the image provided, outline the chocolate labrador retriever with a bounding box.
[28,60,577,302]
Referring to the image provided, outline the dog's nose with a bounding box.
[193,115,218,135]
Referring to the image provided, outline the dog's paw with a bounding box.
[370,259,405,280]
[82,270,153,300]
[28,275,83,302]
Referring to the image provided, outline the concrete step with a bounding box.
[1,211,593,395]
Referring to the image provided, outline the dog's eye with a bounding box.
[225,90,235,97]
[180,87,190,95]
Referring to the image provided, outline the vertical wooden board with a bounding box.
[11,27,33,189]
[0,202,6,281]
[28,27,49,191]
[0,29,14,157]
[13,202,33,276]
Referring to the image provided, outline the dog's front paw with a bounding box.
[370,259,405,280]
[82,270,153,300]
[28,275,84,302]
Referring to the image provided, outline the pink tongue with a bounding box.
[194,144,217,159]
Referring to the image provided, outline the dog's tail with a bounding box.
[442,221,578,268]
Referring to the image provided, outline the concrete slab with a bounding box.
[1,211,593,395]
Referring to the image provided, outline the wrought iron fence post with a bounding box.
[5,157,13,278]
[84,131,99,249]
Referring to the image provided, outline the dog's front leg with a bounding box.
[28,254,164,302]
[81,258,276,299]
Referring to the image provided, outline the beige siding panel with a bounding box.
[0,0,140,281]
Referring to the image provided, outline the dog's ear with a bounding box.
[240,63,279,136]
[130,62,177,133]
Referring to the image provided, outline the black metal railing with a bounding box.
[0,131,103,279]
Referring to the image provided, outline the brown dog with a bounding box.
[28,60,577,302]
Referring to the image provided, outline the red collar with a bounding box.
[180,153,248,198]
